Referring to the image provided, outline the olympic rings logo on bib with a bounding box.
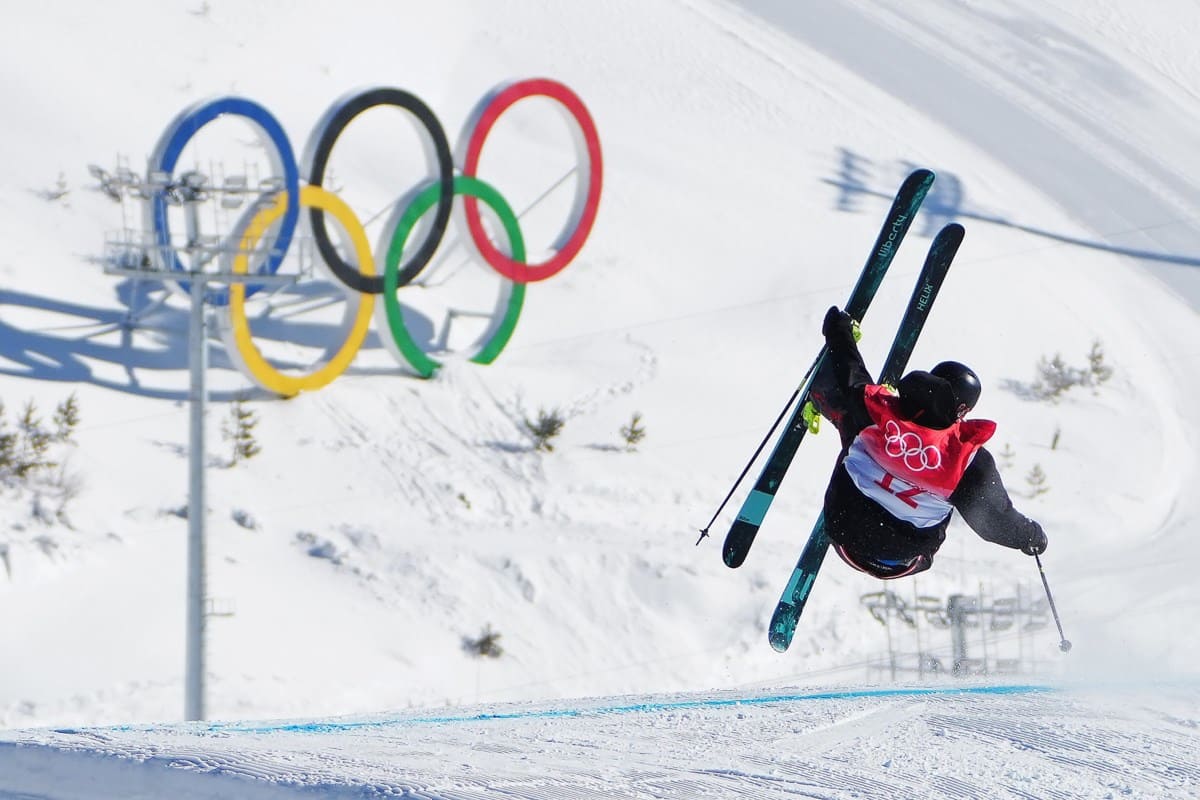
[883,420,942,472]
[144,79,602,394]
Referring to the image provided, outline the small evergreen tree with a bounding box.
[524,408,565,452]
[0,402,15,477]
[223,396,262,466]
[1026,464,1050,497]
[1033,354,1083,400]
[1086,339,1113,387]
[462,625,504,658]
[997,442,1016,471]
[52,393,80,443]
[15,401,55,479]
[0,396,78,492]
[619,412,646,451]
[1032,341,1112,401]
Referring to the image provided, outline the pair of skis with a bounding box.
[708,168,964,653]
[768,220,962,652]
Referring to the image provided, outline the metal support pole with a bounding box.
[1017,582,1026,671]
[884,601,896,682]
[912,581,924,680]
[185,275,208,722]
[977,582,989,673]
[948,594,968,676]
[98,165,305,723]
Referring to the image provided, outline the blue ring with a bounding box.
[150,97,300,305]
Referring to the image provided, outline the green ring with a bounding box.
[383,175,526,378]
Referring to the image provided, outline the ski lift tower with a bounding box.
[96,161,307,721]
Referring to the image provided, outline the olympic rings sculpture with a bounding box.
[144,78,601,393]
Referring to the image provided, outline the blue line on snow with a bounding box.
[88,684,1052,737]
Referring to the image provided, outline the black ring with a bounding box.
[306,88,454,294]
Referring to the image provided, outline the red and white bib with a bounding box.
[844,385,995,527]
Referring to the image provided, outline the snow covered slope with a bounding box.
[3,684,1199,798]
[1,0,1198,794]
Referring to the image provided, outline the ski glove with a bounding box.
[823,306,856,341]
[1021,526,1048,556]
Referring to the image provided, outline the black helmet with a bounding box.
[931,361,981,418]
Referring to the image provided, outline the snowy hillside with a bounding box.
[1,0,1199,794]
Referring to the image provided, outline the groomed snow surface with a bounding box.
[2,0,1199,797]
[5,685,1200,799]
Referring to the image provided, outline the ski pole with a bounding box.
[1034,553,1072,653]
[695,350,824,546]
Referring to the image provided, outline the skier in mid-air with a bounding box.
[807,306,1048,579]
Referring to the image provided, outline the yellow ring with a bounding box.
[228,185,374,396]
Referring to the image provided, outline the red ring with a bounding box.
[461,78,602,284]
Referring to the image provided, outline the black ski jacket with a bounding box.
[821,317,1045,575]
